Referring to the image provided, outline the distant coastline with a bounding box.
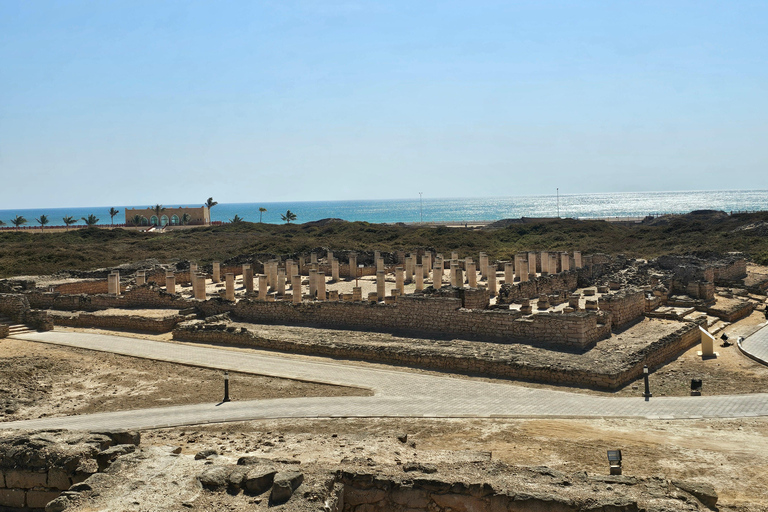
[1,190,767,228]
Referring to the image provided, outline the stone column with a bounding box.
[422,252,431,278]
[195,274,206,300]
[212,262,221,283]
[277,269,286,297]
[317,272,326,301]
[352,287,362,302]
[376,256,384,272]
[310,252,318,264]
[331,258,339,281]
[561,252,570,272]
[433,264,443,288]
[406,256,414,283]
[505,262,514,284]
[136,270,146,286]
[269,260,279,290]
[374,250,380,263]
[479,253,488,279]
[225,273,235,301]
[291,275,302,304]
[528,252,537,276]
[540,252,549,274]
[166,271,176,294]
[376,270,386,301]
[450,263,459,287]
[451,251,458,261]
[242,264,252,292]
[467,262,477,288]
[455,267,464,288]
[519,260,529,282]
[329,290,339,301]
[395,267,405,295]
[189,262,197,275]
[327,251,334,264]
[487,265,497,295]
[415,264,424,291]
[349,253,357,279]
[549,253,559,274]
[258,275,268,301]
[285,259,294,277]
[290,262,299,280]
[108,271,120,296]
[309,269,318,298]
[574,251,582,269]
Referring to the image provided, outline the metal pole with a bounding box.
[223,371,230,402]
[419,192,423,224]
[642,365,652,400]
[557,188,560,218]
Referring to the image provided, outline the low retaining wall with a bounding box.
[173,319,699,390]
[0,294,30,323]
[27,286,189,312]
[497,271,578,304]
[48,311,186,333]
[0,324,8,338]
[599,288,645,328]
[198,296,609,350]
[0,431,139,512]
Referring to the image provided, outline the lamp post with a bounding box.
[419,192,423,224]
[556,188,560,218]
[223,371,230,403]
[642,365,652,400]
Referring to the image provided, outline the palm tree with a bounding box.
[205,197,218,209]
[82,214,99,226]
[0,219,5,227]
[259,207,267,223]
[62,216,77,231]
[229,214,244,224]
[181,213,191,225]
[131,214,144,226]
[108,207,120,226]
[10,215,27,230]
[150,204,165,226]
[35,214,49,232]
[280,210,297,224]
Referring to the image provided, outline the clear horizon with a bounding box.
[2,1,766,209]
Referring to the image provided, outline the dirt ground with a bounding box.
[0,337,369,422]
[3,311,768,510]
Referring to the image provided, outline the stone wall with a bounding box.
[173,319,697,390]
[53,280,112,295]
[598,288,645,328]
[48,311,186,333]
[497,271,578,304]
[0,324,8,338]
[712,257,748,283]
[26,285,189,312]
[0,294,30,323]
[0,431,139,512]
[197,296,609,349]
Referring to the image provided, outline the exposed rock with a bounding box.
[243,466,278,495]
[270,470,303,504]
[198,466,230,491]
[194,448,218,460]
[673,480,718,509]
[403,462,437,474]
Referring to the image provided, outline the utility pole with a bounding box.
[419,192,423,224]
[557,188,560,218]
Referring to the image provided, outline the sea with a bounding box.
[1,189,767,227]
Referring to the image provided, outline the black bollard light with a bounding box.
[642,365,652,400]
[223,371,231,402]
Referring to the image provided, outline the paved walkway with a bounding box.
[3,330,768,431]
[739,321,768,365]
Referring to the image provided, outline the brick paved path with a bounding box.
[2,331,768,431]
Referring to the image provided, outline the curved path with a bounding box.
[2,330,768,431]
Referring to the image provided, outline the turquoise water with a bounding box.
[1,190,767,227]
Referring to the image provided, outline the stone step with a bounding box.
[8,324,34,335]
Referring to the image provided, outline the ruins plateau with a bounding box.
[2,218,768,512]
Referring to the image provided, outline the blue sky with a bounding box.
[1,1,766,208]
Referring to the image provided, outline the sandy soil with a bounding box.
[0,337,370,422]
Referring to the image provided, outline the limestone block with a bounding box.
[0,489,25,508]
[47,467,71,491]
[26,490,62,509]
[5,470,48,489]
